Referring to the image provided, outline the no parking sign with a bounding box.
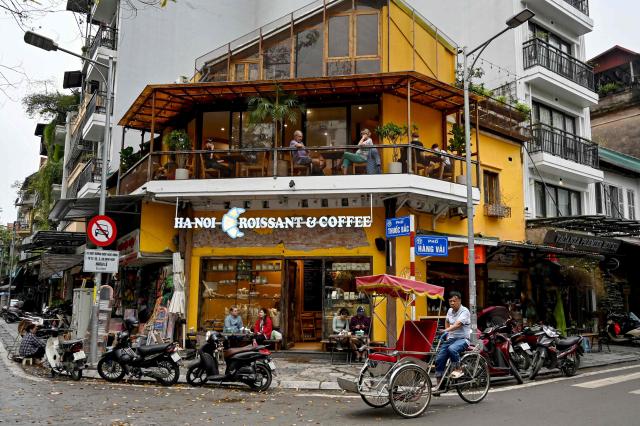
[87,215,117,247]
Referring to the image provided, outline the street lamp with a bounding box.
[25,31,114,364]
[460,9,534,341]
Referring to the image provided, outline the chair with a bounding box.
[300,313,316,342]
[368,319,438,363]
[199,154,221,179]
[239,151,269,177]
[288,152,310,176]
[352,162,368,175]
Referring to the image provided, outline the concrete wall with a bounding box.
[591,88,640,158]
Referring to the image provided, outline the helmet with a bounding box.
[124,318,139,331]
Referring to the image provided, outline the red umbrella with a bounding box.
[356,274,445,300]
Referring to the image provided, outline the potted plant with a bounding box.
[165,129,192,179]
[448,123,466,184]
[375,122,405,173]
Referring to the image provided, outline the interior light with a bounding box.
[324,132,328,136]
[220,127,225,131]
[358,106,363,110]
[284,124,288,127]
[307,109,312,115]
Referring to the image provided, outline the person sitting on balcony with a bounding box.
[401,131,431,173]
[204,140,231,177]
[290,130,325,174]
[426,143,452,179]
[341,129,380,175]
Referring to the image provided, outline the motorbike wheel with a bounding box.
[70,368,83,381]
[248,363,272,392]
[529,352,544,380]
[456,354,490,404]
[97,358,126,382]
[156,360,180,386]
[358,364,390,408]
[186,364,208,386]
[512,349,531,372]
[508,359,524,385]
[388,364,432,418]
[562,353,580,377]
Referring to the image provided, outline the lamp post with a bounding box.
[25,31,113,364]
[460,9,534,341]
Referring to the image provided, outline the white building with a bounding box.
[418,0,603,221]
[597,147,640,221]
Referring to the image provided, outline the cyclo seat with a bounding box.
[224,344,256,359]
[557,336,581,349]
[368,352,398,363]
[137,343,171,355]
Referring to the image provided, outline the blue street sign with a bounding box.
[386,216,411,238]
[415,235,449,256]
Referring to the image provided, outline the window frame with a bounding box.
[483,170,500,205]
[534,181,582,218]
[628,189,636,220]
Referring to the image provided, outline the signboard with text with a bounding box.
[464,245,487,264]
[415,235,449,256]
[83,249,119,273]
[386,216,411,238]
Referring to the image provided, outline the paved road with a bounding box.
[1,348,639,425]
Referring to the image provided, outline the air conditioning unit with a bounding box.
[449,206,467,219]
[174,75,190,84]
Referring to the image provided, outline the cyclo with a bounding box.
[337,274,490,418]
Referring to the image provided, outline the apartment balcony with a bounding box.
[70,91,112,144]
[522,38,598,107]
[524,0,593,35]
[84,26,117,84]
[118,145,481,211]
[67,159,102,199]
[91,0,117,24]
[527,123,603,182]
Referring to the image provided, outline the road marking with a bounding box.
[573,372,640,389]
[295,393,360,399]
[630,389,640,395]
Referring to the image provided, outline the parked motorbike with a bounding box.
[44,328,86,381]
[509,324,540,372]
[479,322,524,384]
[606,313,640,344]
[529,325,584,380]
[97,319,181,386]
[186,331,275,391]
[1,301,25,323]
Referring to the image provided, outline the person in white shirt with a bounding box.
[435,291,471,384]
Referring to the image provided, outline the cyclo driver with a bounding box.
[435,291,471,385]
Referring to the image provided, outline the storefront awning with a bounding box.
[38,253,84,280]
[495,241,605,261]
[49,194,143,221]
[120,252,172,267]
[527,215,640,237]
[18,230,86,252]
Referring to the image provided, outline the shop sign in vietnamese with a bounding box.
[83,249,119,273]
[415,236,448,256]
[543,230,620,254]
[174,207,373,239]
[116,230,140,265]
[385,216,411,238]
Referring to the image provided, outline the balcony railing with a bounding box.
[523,38,595,91]
[528,123,598,168]
[484,204,512,218]
[562,0,589,16]
[67,159,102,199]
[87,26,118,61]
[118,145,479,195]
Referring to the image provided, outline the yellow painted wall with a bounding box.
[139,201,177,253]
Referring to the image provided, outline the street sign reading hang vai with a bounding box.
[415,235,449,256]
[87,215,117,247]
[83,249,119,273]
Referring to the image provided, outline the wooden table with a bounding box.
[320,149,346,175]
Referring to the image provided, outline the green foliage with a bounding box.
[513,101,531,115]
[448,123,466,154]
[22,90,79,123]
[495,95,507,104]
[164,129,192,151]
[375,122,406,162]
[119,146,138,171]
[598,82,621,97]
[248,86,304,147]
[28,159,62,231]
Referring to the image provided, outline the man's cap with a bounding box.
[357,306,365,313]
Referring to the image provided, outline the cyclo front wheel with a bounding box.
[358,364,390,408]
[455,353,490,404]
[388,364,432,418]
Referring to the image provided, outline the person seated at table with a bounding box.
[224,305,243,333]
[333,308,358,354]
[427,143,452,179]
[350,306,371,362]
[19,323,46,363]
[341,129,380,175]
[401,131,429,173]
[203,140,232,177]
[253,307,283,343]
[290,130,325,174]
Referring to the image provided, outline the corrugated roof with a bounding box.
[598,146,640,174]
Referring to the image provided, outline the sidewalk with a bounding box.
[1,319,638,390]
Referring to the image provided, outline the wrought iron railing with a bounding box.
[523,38,595,91]
[528,123,598,168]
[87,26,118,60]
[562,0,589,16]
[484,204,512,218]
[67,159,101,199]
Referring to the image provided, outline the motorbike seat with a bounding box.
[557,336,581,349]
[136,343,171,355]
[59,338,84,346]
[223,344,256,359]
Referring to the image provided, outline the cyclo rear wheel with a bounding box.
[358,364,390,408]
[388,364,432,418]
[455,353,490,404]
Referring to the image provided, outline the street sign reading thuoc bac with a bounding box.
[415,235,449,256]
[84,249,119,273]
[386,216,411,238]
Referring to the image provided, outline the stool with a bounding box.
[22,358,33,366]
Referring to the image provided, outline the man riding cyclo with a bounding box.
[435,291,471,386]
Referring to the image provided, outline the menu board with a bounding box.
[303,260,323,311]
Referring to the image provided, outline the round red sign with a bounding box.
[87,215,117,247]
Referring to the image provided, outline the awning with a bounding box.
[18,230,86,252]
[527,215,640,237]
[38,253,84,280]
[496,241,605,260]
[356,274,444,300]
[120,252,172,267]
[49,194,143,221]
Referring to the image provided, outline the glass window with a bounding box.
[545,187,557,217]
[535,181,546,218]
[248,63,259,80]
[240,111,274,149]
[296,24,324,78]
[263,37,291,80]
[628,189,636,220]
[234,63,246,81]
[355,59,380,74]
[327,60,353,76]
[202,112,230,148]
[483,171,500,205]
[617,187,625,219]
[356,0,384,10]
[570,191,581,215]
[356,14,378,56]
[595,182,603,214]
[557,188,570,216]
[205,62,227,82]
[305,107,348,147]
[350,104,379,144]
[328,15,349,57]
